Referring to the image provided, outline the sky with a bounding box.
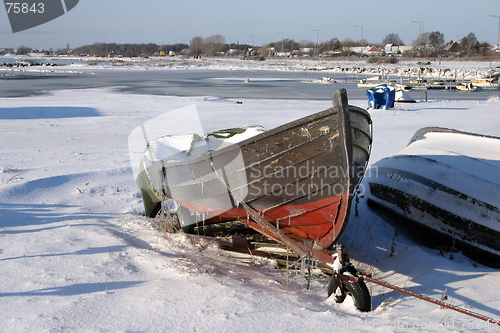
[1,0,500,50]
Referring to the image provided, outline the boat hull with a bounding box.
[138,89,372,250]
[367,127,500,264]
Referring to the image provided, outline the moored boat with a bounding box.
[357,79,392,88]
[320,77,336,84]
[471,78,500,89]
[456,82,477,91]
[366,127,500,266]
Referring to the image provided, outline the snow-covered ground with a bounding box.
[1,67,500,332]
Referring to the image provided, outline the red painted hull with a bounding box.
[180,191,349,248]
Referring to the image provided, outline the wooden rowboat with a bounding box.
[138,89,372,250]
[137,89,373,310]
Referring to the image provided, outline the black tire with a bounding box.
[342,279,371,312]
[327,266,371,312]
[176,206,196,234]
[327,276,346,303]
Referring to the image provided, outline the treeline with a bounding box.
[72,43,164,57]
[5,31,497,58]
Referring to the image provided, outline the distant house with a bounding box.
[384,44,396,54]
[444,41,460,56]
[384,44,412,55]
[366,46,380,55]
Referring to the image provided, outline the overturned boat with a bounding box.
[367,127,500,266]
[137,89,373,310]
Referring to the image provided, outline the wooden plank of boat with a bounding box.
[366,127,500,265]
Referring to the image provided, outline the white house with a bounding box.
[384,44,413,55]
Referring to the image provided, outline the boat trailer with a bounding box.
[219,236,500,326]
[210,157,500,324]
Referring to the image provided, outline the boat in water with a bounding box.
[357,79,392,88]
[366,127,500,266]
[456,82,477,92]
[471,78,500,89]
[137,89,374,310]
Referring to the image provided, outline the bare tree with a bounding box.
[189,36,204,56]
[428,31,445,47]
[382,33,405,46]
[325,38,341,51]
[413,32,430,47]
[460,32,478,55]
[260,44,270,57]
[204,35,226,55]
[342,38,356,49]
[16,45,31,55]
[299,40,315,48]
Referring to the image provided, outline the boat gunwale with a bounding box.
[409,127,500,145]
[160,107,340,170]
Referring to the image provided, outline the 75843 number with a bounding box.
[5,3,45,14]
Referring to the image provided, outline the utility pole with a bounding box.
[276,31,284,55]
[354,26,363,45]
[247,34,254,46]
[225,36,231,56]
[411,21,422,35]
[311,29,318,57]
[490,15,500,46]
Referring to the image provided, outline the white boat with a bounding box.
[394,84,412,92]
[394,89,416,103]
[471,78,500,89]
[357,80,392,88]
[456,82,477,92]
[320,77,336,84]
[366,127,500,266]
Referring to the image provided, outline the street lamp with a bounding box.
[247,34,254,46]
[490,15,500,45]
[411,21,422,35]
[354,26,363,45]
[311,29,318,57]
[276,31,284,55]
[225,35,231,56]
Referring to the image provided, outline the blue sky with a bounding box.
[1,0,500,50]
